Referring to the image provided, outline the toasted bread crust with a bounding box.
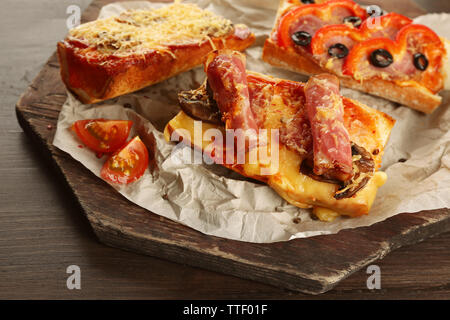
[58,32,255,104]
[262,36,442,114]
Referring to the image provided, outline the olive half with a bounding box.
[301,0,315,3]
[291,31,312,46]
[413,53,429,71]
[328,43,349,59]
[370,49,393,68]
[343,16,362,27]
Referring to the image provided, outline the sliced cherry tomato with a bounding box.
[276,0,367,49]
[101,136,149,184]
[73,119,133,153]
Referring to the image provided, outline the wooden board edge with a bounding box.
[86,205,450,294]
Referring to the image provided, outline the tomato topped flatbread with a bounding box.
[263,0,448,113]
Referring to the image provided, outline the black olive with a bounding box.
[413,53,429,71]
[291,31,312,46]
[301,0,315,3]
[370,49,393,68]
[328,43,349,59]
[343,16,362,27]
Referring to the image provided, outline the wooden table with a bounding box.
[1,0,450,299]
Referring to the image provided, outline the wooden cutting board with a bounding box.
[15,0,450,294]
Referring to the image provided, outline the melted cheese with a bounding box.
[68,2,233,57]
[164,111,390,218]
[313,207,340,222]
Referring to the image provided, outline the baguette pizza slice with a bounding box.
[164,50,395,221]
[262,0,449,113]
[57,2,255,104]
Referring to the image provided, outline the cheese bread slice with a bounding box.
[58,2,255,104]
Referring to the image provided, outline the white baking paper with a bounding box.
[53,0,450,243]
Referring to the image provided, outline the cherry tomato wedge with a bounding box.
[101,136,149,184]
[73,119,133,154]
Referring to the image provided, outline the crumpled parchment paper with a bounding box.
[53,0,450,243]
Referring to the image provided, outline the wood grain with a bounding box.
[3,0,450,298]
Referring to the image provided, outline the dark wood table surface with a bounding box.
[1,0,450,300]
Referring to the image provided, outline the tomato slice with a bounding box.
[73,119,133,153]
[311,13,412,57]
[101,136,149,184]
[343,24,445,93]
[343,37,399,77]
[359,13,412,40]
[310,13,412,74]
[276,0,367,48]
[396,24,445,93]
[311,24,363,56]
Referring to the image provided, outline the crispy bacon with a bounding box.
[205,50,259,133]
[304,74,353,182]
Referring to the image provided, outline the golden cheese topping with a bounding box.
[164,110,391,218]
[68,2,234,57]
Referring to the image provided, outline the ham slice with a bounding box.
[205,50,258,133]
[290,14,326,39]
[304,74,353,182]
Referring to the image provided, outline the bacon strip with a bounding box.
[205,50,258,132]
[304,74,353,182]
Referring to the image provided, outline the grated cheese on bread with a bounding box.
[68,3,234,57]
[57,2,255,104]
